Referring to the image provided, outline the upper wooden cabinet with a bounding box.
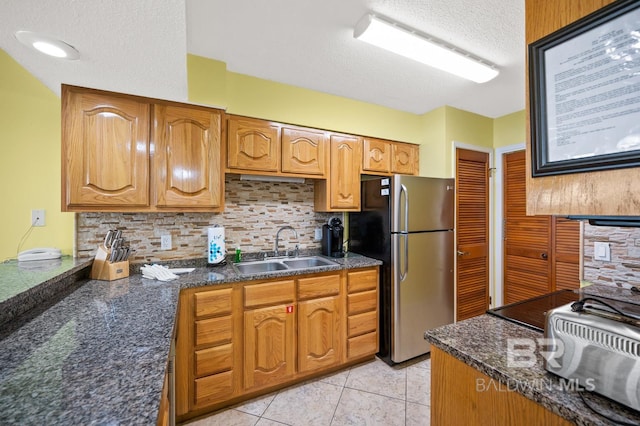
[281,127,328,176]
[362,138,391,174]
[526,0,632,216]
[153,105,223,209]
[62,85,224,212]
[62,86,151,209]
[227,116,280,173]
[226,116,328,178]
[314,134,362,211]
[391,142,419,175]
[362,138,419,176]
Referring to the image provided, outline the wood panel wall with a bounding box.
[525,0,640,216]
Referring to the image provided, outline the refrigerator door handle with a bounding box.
[400,184,408,233]
[398,233,409,282]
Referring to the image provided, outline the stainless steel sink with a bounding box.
[233,260,289,275]
[232,256,338,276]
[283,256,336,269]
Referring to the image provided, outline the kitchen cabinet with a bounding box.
[362,138,419,176]
[62,86,150,209]
[314,134,362,211]
[62,85,225,212]
[281,127,328,176]
[431,346,572,425]
[175,266,379,423]
[175,286,241,417]
[391,142,419,175]
[243,279,296,390]
[153,104,223,209]
[226,116,328,178]
[346,268,379,359]
[297,274,342,373]
[227,116,280,173]
[362,138,391,174]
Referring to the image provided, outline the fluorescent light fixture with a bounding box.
[240,174,306,184]
[15,31,80,60]
[354,14,498,83]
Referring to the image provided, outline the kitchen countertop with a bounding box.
[0,253,381,425]
[0,256,93,326]
[424,284,640,426]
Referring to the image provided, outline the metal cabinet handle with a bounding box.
[457,250,469,256]
[541,252,548,260]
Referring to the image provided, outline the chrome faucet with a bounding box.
[275,226,298,257]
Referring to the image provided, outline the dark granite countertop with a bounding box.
[425,284,640,426]
[0,253,380,425]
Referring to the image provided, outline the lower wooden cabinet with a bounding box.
[175,266,379,422]
[346,268,379,360]
[244,303,296,389]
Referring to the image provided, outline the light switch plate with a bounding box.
[314,227,322,240]
[593,241,610,261]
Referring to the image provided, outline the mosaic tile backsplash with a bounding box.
[76,175,336,263]
[583,222,640,288]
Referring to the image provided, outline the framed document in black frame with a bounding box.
[529,0,640,177]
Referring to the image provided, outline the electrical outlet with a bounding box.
[31,209,45,227]
[314,227,322,240]
[161,234,172,250]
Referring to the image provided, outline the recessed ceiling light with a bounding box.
[15,30,79,60]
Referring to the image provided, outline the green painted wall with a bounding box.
[0,49,74,261]
[494,110,526,147]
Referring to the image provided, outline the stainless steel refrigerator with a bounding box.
[349,175,454,365]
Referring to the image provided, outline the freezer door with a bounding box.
[391,175,454,233]
[391,230,454,363]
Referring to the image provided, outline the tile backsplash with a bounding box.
[583,223,640,288]
[76,175,335,263]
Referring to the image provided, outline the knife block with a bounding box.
[91,246,130,281]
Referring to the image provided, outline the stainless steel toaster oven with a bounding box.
[544,299,640,412]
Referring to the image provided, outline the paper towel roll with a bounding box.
[208,226,225,264]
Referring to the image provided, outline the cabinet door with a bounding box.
[298,296,342,373]
[362,138,391,174]
[391,143,419,175]
[62,87,150,209]
[281,127,327,176]
[329,134,361,210]
[154,105,223,209]
[227,117,280,172]
[244,304,295,389]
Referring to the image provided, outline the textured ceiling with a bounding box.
[0,0,525,118]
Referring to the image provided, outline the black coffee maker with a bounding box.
[321,217,345,257]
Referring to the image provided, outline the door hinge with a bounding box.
[488,167,496,178]
[489,296,492,306]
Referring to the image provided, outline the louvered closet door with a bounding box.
[504,151,552,303]
[503,150,580,304]
[456,148,490,321]
[552,218,581,291]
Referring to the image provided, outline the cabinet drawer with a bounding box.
[195,343,233,377]
[347,289,377,315]
[348,310,377,337]
[194,287,232,319]
[348,331,378,359]
[195,370,233,407]
[297,274,340,300]
[195,316,232,347]
[244,279,295,308]
[347,269,378,293]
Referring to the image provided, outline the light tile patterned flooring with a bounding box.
[186,355,431,426]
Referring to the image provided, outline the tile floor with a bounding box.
[185,355,431,426]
